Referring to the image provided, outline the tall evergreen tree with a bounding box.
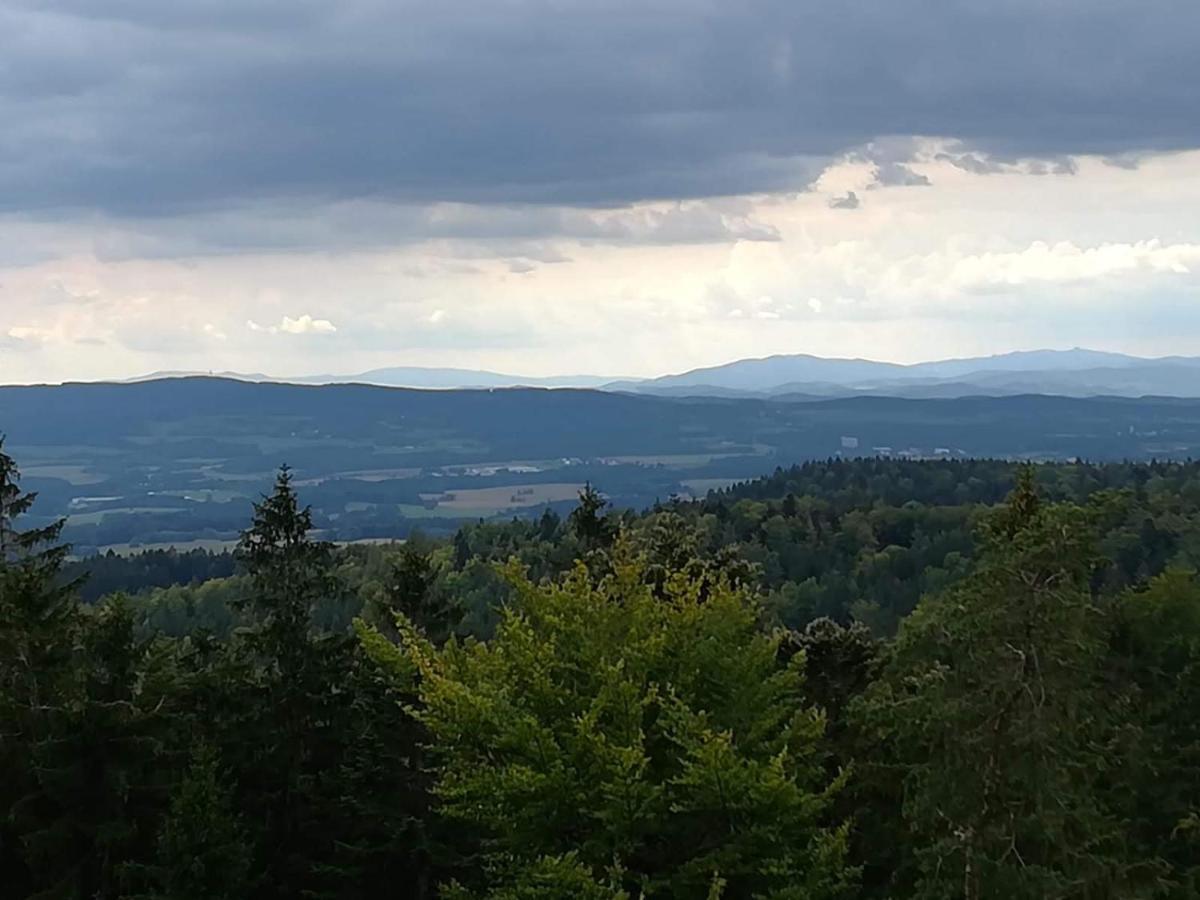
[229,466,346,896]
[144,745,253,900]
[382,544,459,645]
[568,482,616,552]
[0,438,85,896]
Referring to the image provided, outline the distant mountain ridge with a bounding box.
[614,348,1200,399]
[122,348,1200,398]
[130,367,618,390]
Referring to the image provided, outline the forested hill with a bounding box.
[6,377,1200,554]
[67,457,1200,634]
[5,442,1200,898]
[7,375,1200,452]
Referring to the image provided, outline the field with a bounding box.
[422,483,586,511]
[7,378,1200,554]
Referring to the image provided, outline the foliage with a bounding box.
[854,472,1159,898]
[378,542,853,898]
[5,443,1200,898]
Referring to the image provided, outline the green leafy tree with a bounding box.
[366,540,852,898]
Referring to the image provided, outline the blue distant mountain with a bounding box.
[125,348,1200,398]
[611,348,1200,398]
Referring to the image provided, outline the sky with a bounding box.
[2,0,1199,383]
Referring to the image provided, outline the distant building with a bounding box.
[840,436,859,450]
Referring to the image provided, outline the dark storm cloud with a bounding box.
[2,0,1197,219]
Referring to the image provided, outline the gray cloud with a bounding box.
[2,0,1198,230]
[936,152,1008,176]
[872,162,931,188]
[829,191,860,210]
[72,198,779,260]
[0,334,36,351]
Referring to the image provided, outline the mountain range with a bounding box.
[127,348,1200,399]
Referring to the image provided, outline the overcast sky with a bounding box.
[3,0,1199,382]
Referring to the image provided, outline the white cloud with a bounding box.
[946,240,1200,291]
[247,315,338,336]
[428,309,446,324]
[7,326,52,343]
[281,314,338,335]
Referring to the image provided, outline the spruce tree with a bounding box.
[382,544,460,645]
[147,746,253,900]
[568,482,616,552]
[0,438,84,896]
[231,466,343,897]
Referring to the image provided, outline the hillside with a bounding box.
[5,377,1200,553]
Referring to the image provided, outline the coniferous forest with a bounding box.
[4,438,1200,899]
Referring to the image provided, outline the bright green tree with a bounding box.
[365,540,852,899]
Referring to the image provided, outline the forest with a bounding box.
[3,441,1200,899]
[7,377,1200,555]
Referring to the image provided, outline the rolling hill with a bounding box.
[5,377,1200,553]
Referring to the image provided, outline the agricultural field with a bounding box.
[6,377,1200,554]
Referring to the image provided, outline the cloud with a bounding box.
[281,314,337,335]
[247,315,337,335]
[6,325,51,343]
[829,191,860,210]
[947,240,1200,291]
[936,152,1008,176]
[871,162,931,188]
[2,0,1198,233]
[44,198,782,261]
[935,148,1077,177]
